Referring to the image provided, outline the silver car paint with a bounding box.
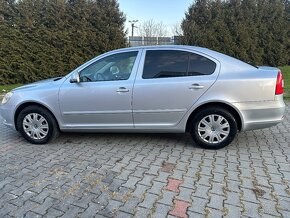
[0,45,285,133]
[132,47,220,129]
[59,49,143,129]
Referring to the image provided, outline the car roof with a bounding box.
[114,45,206,52]
[113,45,230,61]
[108,45,257,71]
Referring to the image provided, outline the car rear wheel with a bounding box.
[190,107,238,149]
[17,105,59,144]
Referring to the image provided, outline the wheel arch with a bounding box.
[14,101,60,131]
[185,101,243,132]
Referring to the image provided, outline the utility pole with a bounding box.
[129,20,138,37]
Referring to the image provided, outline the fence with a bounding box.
[128,36,183,47]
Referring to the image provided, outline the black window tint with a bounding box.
[188,54,216,76]
[143,50,189,79]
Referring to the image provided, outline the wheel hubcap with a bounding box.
[198,114,230,144]
[23,113,49,140]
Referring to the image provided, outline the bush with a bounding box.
[0,0,127,85]
[182,0,290,66]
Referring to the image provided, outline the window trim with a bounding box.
[141,49,217,80]
[79,51,139,83]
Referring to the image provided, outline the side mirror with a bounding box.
[70,71,80,83]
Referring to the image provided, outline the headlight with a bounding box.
[1,92,13,104]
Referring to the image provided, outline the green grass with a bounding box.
[280,66,290,99]
[0,84,23,94]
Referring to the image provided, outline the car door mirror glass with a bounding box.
[70,71,80,83]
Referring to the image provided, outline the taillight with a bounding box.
[275,71,284,95]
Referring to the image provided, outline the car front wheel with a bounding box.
[17,105,59,144]
[190,107,238,149]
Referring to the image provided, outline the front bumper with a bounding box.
[0,103,16,130]
[233,95,286,131]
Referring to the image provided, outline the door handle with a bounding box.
[189,84,204,90]
[116,87,129,93]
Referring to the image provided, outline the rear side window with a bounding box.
[142,50,189,79]
[142,50,216,79]
[188,54,216,76]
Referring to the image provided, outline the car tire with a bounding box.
[190,107,238,149]
[16,105,59,144]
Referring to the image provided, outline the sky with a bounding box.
[118,0,192,37]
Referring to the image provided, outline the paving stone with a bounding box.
[259,198,281,217]
[187,211,206,218]
[131,184,149,197]
[61,205,85,218]
[242,201,262,218]
[165,178,182,192]
[30,196,56,215]
[152,203,171,217]
[224,191,241,207]
[169,200,190,218]
[138,174,155,187]
[224,204,242,218]
[116,169,132,181]
[148,181,166,195]
[119,197,141,214]
[279,210,290,218]
[206,207,225,218]
[132,167,146,178]
[44,208,64,217]
[0,104,290,217]
[80,202,104,218]
[209,182,225,196]
[134,206,151,218]
[207,194,225,210]
[24,211,42,218]
[154,171,171,183]
[176,187,193,202]
[241,187,259,204]
[158,190,177,206]
[121,176,141,189]
[115,211,133,218]
[10,200,40,217]
[192,184,210,199]
[146,165,160,176]
[0,203,18,217]
[188,197,208,215]
[99,199,123,217]
[139,193,159,209]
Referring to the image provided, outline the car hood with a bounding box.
[13,77,63,92]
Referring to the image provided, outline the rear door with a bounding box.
[132,48,220,129]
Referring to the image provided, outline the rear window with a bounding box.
[188,54,216,76]
[142,50,216,79]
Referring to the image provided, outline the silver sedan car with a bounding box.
[0,45,285,149]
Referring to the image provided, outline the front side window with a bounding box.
[80,51,138,82]
[142,50,216,79]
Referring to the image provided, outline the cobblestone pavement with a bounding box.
[0,104,290,218]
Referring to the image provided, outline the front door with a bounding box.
[59,50,140,129]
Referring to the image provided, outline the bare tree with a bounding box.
[138,19,168,38]
[171,22,183,36]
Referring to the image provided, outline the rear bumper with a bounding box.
[0,103,16,130]
[233,95,286,131]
